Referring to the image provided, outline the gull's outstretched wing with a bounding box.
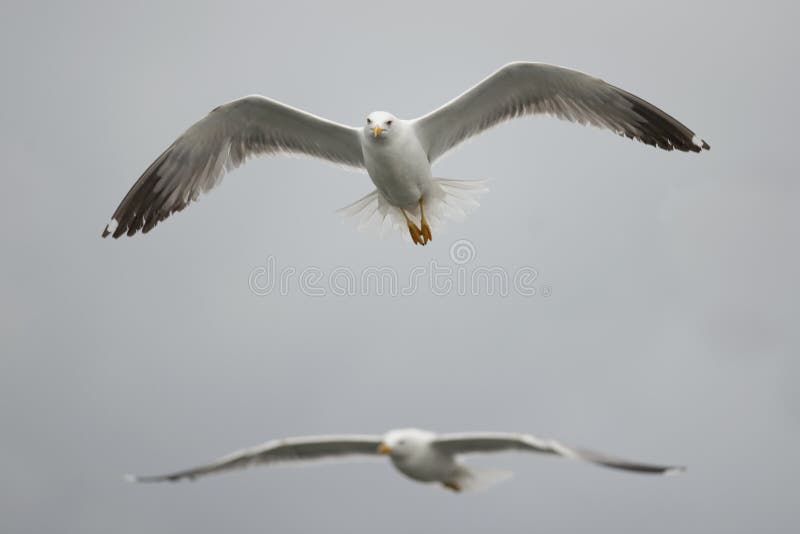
[127,434,383,483]
[413,62,709,163]
[103,96,365,238]
[432,432,684,475]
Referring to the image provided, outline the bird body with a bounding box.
[361,113,433,209]
[390,446,459,483]
[103,62,709,244]
[382,429,460,483]
[127,427,684,493]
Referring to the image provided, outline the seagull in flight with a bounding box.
[126,428,684,492]
[103,62,709,245]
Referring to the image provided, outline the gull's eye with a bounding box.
[366,117,372,124]
[386,120,393,126]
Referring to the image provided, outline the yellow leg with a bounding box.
[402,209,425,246]
[419,199,432,244]
[442,481,461,492]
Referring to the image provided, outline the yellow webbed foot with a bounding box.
[420,220,432,244]
[418,199,432,244]
[403,209,427,246]
[442,481,461,492]
[407,222,425,245]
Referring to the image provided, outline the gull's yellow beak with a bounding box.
[377,443,392,455]
[371,125,384,138]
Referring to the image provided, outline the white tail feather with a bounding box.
[338,179,488,240]
[454,466,513,492]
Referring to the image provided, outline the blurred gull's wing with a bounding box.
[127,434,383,483]
[413,62,709,163]
[103,96,364,238]
[432,432,684,475]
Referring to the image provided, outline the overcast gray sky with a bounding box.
[1,1,798,533]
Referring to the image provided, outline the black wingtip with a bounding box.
[692,136,710,152]
[125,471,197,483]
[102,219,120,239]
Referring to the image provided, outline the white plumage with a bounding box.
[127,428,684,492]
[102,62,709,244]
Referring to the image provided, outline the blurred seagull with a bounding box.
[126,428,684,492]
[103,62,709,245]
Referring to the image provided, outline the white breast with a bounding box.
[361,123,433,209]
[390,446,458,483]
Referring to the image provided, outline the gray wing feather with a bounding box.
[432,432,684,475]
[103,96,364,238]
[413,62,709,163]
[129,434,383,483]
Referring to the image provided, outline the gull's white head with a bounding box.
[377,428,434,457]
[365,111,397,139]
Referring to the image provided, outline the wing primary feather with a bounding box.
[413,62,709,163]
[125,435,383,483]
[432,432,683,475]
[103,96,364,238]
